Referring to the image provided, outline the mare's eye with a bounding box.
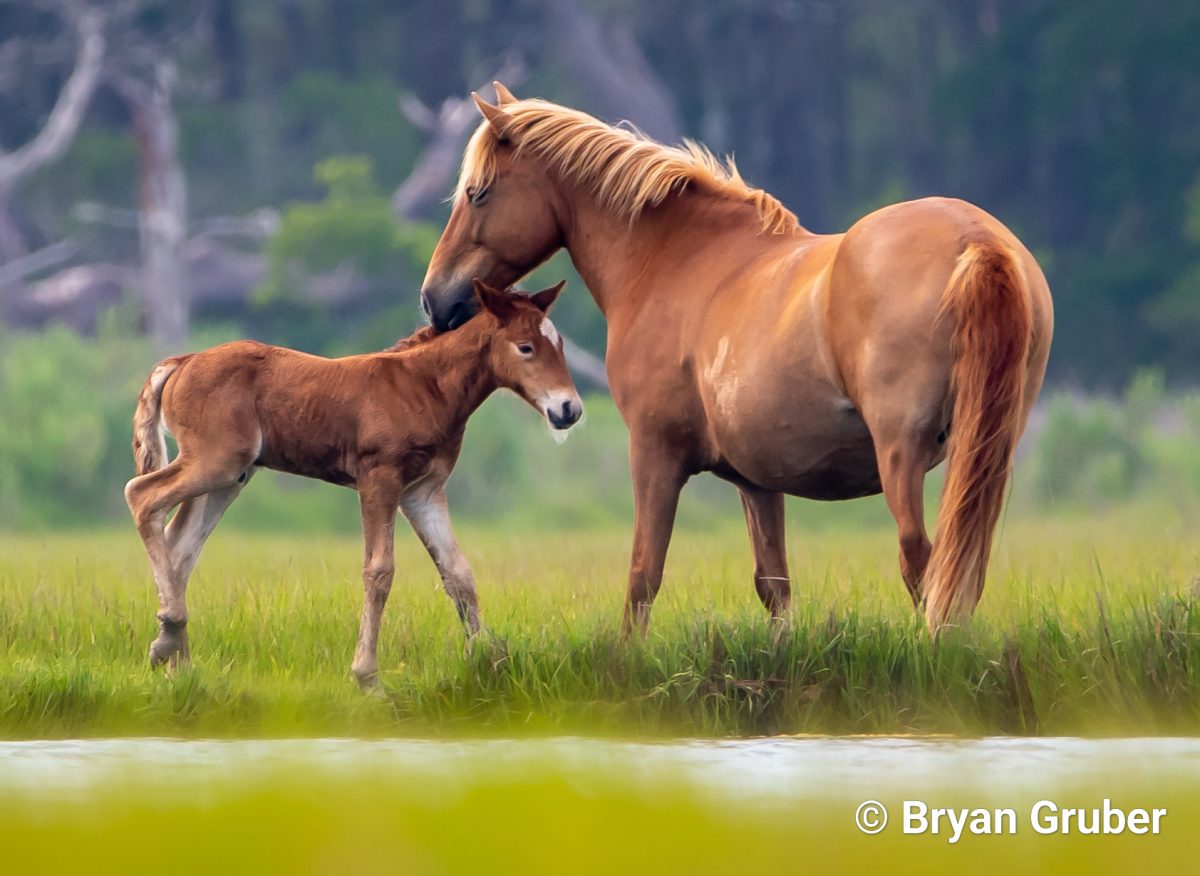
[466,185,490,205]
[516,342,534,357]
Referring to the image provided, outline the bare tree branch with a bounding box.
[0,238,77,286]
[562,334,609,391]
[0,4,105,185]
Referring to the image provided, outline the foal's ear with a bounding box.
[473,279,518,319]
[529,280,566,313]
[472,92,509,137]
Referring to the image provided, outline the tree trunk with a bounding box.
[127,62,189,353]
[542,0,683,143]
[0,189,27,264]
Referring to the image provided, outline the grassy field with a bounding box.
[2,504,1198,739]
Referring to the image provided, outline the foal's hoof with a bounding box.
[148,637,188,670]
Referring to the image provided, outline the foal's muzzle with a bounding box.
[547,397,583,430]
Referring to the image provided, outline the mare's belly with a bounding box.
[701,360,881,500]
[714,407,881,500]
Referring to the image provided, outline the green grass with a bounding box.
[2,506,1199,738]
[3,747,1198,875]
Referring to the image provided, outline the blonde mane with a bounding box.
[455,98,800,235]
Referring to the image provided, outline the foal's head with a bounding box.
[472,279,583,431]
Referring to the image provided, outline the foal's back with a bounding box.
[161,340,419,487]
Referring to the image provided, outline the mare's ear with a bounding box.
[472,92,509,138]
[473,279,518,319]
[493,81,517,106]
[529,280,566,313]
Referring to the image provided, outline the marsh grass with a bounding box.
[2,506,1198,738]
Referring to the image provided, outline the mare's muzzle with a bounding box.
[421,280,479,331]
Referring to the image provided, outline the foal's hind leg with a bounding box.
[737,486,791,622]
[155,473,253,662]
[126,459,250,667]
[167,470,254,583]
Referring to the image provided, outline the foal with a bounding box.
[124,280,581,684]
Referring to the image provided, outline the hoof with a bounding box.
[351,665,379,690]
[148,636,188,670]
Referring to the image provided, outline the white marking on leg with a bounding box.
[401,487,480,634]
[167,470,253,580]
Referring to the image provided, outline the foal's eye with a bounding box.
[466,185,490,205]
[516,342,535,357]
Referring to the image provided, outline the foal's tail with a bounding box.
[923,236,1032,630]
[132,356,189,476]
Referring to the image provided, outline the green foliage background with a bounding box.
[1,326,1198,531]
[2,0,1200,529]
[4,0,1199,381]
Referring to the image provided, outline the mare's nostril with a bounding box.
[561,400,572,419]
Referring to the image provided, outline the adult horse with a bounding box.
[420,84,1053,633]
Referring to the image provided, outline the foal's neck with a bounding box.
[381,323,498,436]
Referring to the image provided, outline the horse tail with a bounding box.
[132,356,189,476]
[923,236,1033,630]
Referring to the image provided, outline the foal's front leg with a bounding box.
[351,474,401,687]
[400,484,481,638]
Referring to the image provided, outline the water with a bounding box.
[4,736,1200,797]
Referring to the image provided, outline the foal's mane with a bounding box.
[456,98,800,235]
[383,324,441,353]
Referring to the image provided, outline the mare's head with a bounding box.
[420,87,563,331]
[420,83,798,331]
[473,279,582,431]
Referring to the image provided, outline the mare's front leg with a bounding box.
[400,483,481,639]
[351,471,402,687]
[620,441,688,638]
[737,485,792,623]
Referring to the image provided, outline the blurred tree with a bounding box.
[1,0,1198,385]
[0,2,106,262]
[938,0,1200,384]
[256,155,437,352]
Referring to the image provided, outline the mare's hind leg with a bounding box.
[125,458,250,668]
[868,419,938,609]
[737,486,791,621]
